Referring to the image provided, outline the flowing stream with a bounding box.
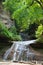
[3,40,36,61]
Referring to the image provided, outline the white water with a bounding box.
[3,40,36,61]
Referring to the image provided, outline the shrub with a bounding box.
[36,24,43,43]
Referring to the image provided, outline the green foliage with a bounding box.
[0,22,11,38]
[3,0,33,13]
[3,0,43,43]
[36,24,43,43]
[0,21,22,41]
[9,26,17,35]
[3,0,43,32]
[12,3,43,31]
[36,24,43,38]
[12,6,30,31]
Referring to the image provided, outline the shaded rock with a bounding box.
[30,43,43,48]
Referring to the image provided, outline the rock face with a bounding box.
[0,14,13,28]
[0,13,14,29]
[0,3,14,29]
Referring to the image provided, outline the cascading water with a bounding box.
[3,40,36,61]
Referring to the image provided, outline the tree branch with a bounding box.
[35,0,43,9]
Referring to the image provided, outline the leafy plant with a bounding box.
[36,24,43,43]
[0,21,22,41]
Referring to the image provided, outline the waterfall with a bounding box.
[3,40,36,61]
